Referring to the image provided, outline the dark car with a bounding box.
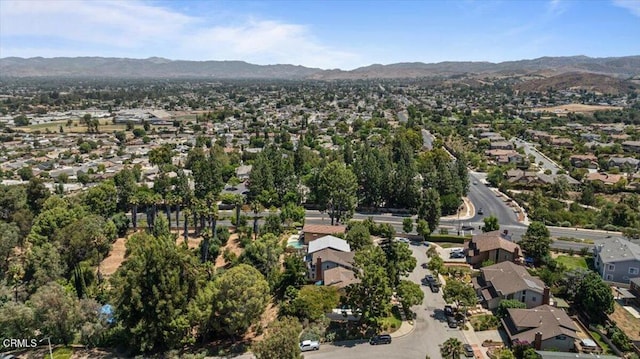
[444,305,454,317]
[421,262,428,269]
[447,316,458,328]
[463,344,475,357]
[429,282,440,293]
[370,334,392,345]
[477,208,484,215]
[424,274,436,283]
[449,251,465,259]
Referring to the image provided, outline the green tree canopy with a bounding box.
[253,316,303,359]
[346,246,392,326]
[440,337,464,359]
[396,279,425,309]
[520,221,551,264]
[110,232,201,353]
[345,222,373,251]
[319,161,358,225]
[482,215,500,232]
[443,280,477,309]
[496,299,526,318]
[292,285,340,322]
[212,264,270,337]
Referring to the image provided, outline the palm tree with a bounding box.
[251,200,263,240]
[130,194,139,231]
[440,338,464,359]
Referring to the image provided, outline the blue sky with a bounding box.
[1,0,639,70]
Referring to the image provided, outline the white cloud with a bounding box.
[613,0,640,17]
[0,0,360,69]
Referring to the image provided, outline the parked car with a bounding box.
[429,282,440,293]
[421,262,428,269]
[300,340,320,352]
[444,305,454,317]
[477,208,484,215]
[394,237,410,244]
[447,316,458,328]
[473,181,478,185]
[370,334,392,345]
[450,247,464,253]
[463,344,474,357]
[423,241,430,247]
[449,251,465,259]
[424,274,436,283]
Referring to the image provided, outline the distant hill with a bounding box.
[0,57,323,79]
[513,72,638,95]
[1,55,639,81]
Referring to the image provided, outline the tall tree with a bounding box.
[110,232,200,353]
[212,264,270,337]
[575,272,614,322]
[520,221,551,264]
[252,317,303,359]
[418,188,441,236]
[396,279,424,310]
[345,222,373,251]
[347,246,392,326]
[241,233,284,282]
[30,282,82,345]
[318,161,358,225]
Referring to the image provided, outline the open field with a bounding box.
[21,119,144,133]
[535,103,622,114]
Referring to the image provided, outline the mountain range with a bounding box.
[1,55,639,82]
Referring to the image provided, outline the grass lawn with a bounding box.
[589,330,614,355]
[437,242,465,249]
[52,347,73,359]
[556,255,588,270]
[379,306,403,333]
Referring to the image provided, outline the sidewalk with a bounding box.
[390,320,415,338]
[442,197,475,221]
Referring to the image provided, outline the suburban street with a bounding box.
[513,138,563,174]
[304,244,466,359]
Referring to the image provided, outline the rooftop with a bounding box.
[596,238,640,263]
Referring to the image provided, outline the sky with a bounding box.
[1,0,639,70]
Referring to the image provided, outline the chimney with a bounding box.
[534,332,542,350]
[514,247,520,259]
[316,257,323,282]
[503,229,509,235]
[543,287,550,305]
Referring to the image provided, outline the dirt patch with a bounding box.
[173,229,204,249]
[609,300,640,341]
[100,235,129,277]
[536,103,621,114]
[244,301,279,342]
[215,233,241,268]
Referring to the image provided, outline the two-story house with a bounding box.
[306,235,357,289]
[465,230,522,268]
[594,238,640,283]
[473,261,549,309]
[502,305,579,352]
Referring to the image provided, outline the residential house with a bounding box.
[584,172,624,186]
[473,261,549,309]
[302,224,347,244]
[502,305,579,352]
[465,230,522,268]
[622,141,640,153]
[608,157,640,172]
[570,154,599,169]
[535,351,620,359]
[594,238,640,283]
[307,235,351,255]
[307,248,355,282]
[490,141,514,150]
[235,165,252,182]
[550,137,574,148]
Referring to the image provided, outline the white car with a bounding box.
[300,340,320,352]
[451,247,464,253]
[394,237,410,244]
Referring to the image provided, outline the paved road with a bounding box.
[513,138,563,174]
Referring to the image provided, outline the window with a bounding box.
[606,274,614,281]
[629,267,638,275]
[608,264,616,271]
[531,297,536,302]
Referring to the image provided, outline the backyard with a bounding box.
[555,255,589,270]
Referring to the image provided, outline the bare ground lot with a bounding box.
[535,103,622,114]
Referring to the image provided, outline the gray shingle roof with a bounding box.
[596,238,640,263]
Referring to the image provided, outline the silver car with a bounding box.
[300,340,320,352]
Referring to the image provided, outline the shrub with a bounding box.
[559,221,571,227]
[603,224,619,231]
